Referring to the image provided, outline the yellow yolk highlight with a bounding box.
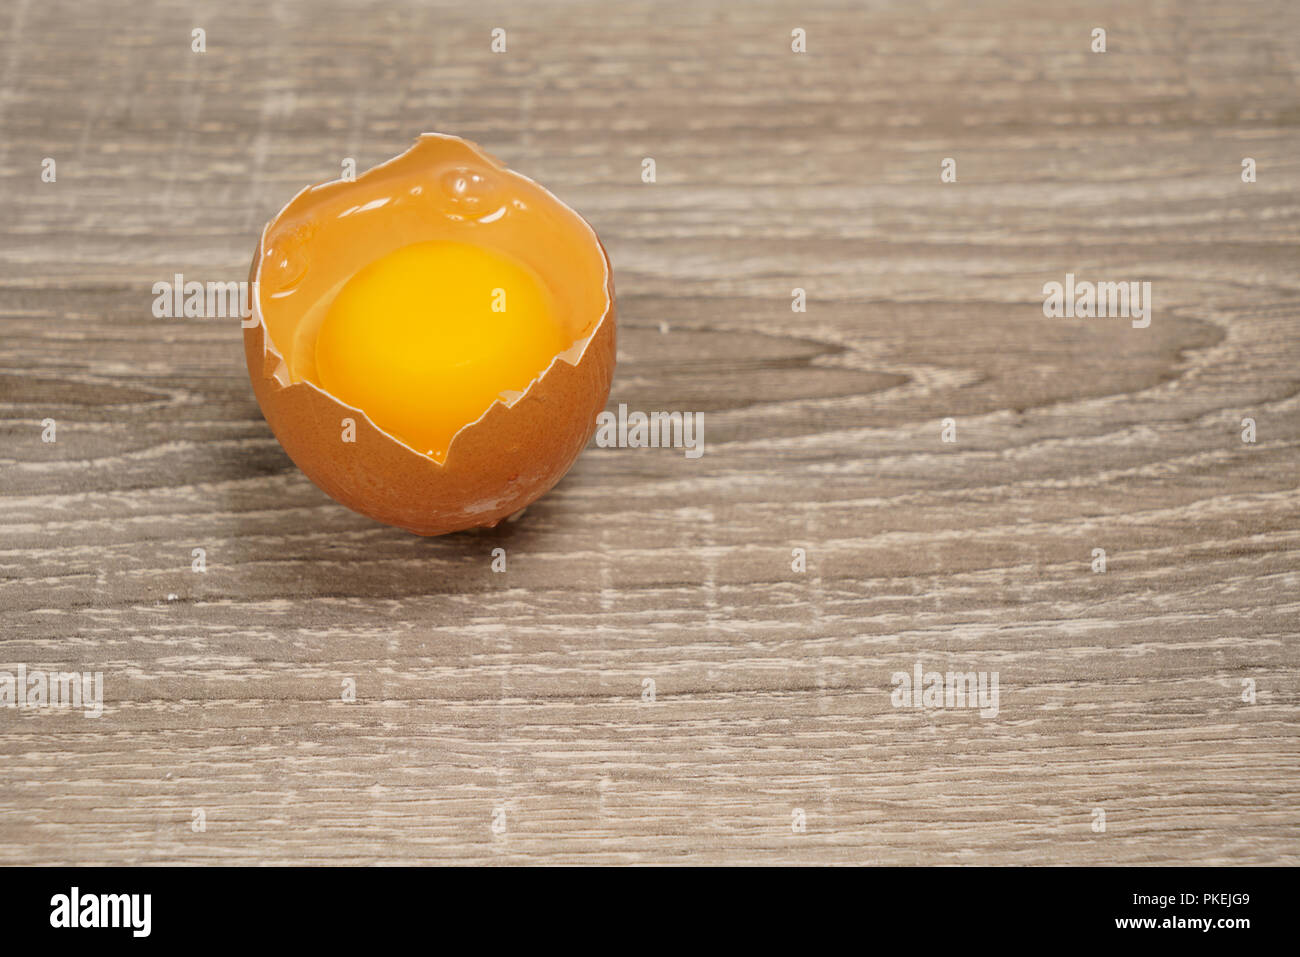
[314,240,569,460]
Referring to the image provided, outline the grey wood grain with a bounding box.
[0,0,1297,864]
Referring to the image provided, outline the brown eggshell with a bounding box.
[243,135,616,536]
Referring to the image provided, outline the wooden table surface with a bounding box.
[1,0,1297,865]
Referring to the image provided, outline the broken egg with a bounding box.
[244,134,616,535]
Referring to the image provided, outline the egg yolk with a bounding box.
[314,240,569,460]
